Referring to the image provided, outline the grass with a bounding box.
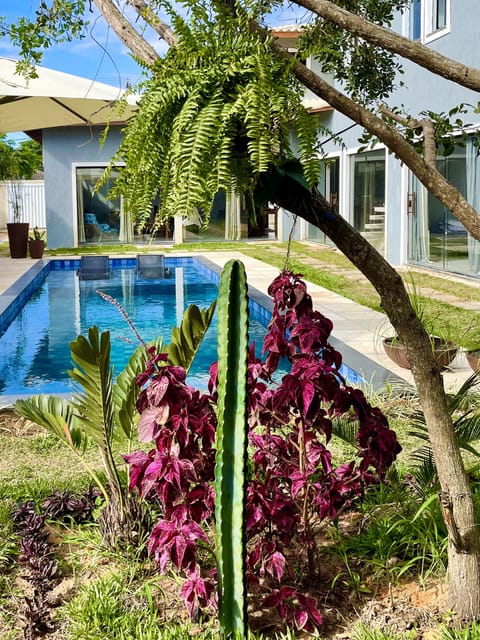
[352,626,417,640]
[2,238,480,636]
[61,570,170,640]
[439,621,480,638]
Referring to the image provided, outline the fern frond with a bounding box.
[108,2,321,225]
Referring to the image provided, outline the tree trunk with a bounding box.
[272,180,480,619]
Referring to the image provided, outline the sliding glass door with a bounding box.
[353,150,385,255]
[407,141,479,277]
[76,166,124,245]
[307,157,339,244]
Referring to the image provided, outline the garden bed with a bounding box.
[0,411,453,640]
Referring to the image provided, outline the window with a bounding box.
[409,0,450,43]
[424,0,449,37]
[435,0,447,29]
[410,0,421,40]
[76,166,122,244]
[307,158,339,245]
[407,143,480,278]
[352,150,386,255]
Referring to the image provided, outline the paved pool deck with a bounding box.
[0,251,475,396]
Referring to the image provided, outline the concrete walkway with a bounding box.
[0,251,475,396]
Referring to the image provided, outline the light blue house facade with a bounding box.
[43,126,126,248]
[292,0,480,280]
[40,4,480,280]
[42,121,281,248]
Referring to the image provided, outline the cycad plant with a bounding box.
[15,300,215,548]
[407,371,480,492]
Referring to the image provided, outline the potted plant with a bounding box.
[466,349,480,373]
[28,227,45,259]
[382,334,458,370]
[380,276,459,371]
[1,136,42,258]
[6,181,29,258]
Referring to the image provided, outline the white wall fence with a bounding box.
[0,180,46,229]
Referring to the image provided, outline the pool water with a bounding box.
[0,259,273,397]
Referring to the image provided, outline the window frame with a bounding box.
[410,0,422,40]
[422,0,451,44]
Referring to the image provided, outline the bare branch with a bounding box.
[294,0,480,92]
[125,0,178,48]
[378,105,437,167]
[92,0,159,66]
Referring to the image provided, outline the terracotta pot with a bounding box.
[7,222,29,258]
[28,239,45,259]
[382,336,459,370]
[466,350,480,373]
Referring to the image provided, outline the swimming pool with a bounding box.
[0,255,396,404]
[0,257,278,398]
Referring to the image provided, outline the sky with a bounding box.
[1,0,157,91]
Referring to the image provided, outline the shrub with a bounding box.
[124,271,401,632]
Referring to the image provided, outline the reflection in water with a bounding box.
[0,264,270,397]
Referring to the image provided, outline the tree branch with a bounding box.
[294,0,480,92]
[125,0,178,48]
[379,104,437,167]
[92,0,159,66]
[284,50,480,240]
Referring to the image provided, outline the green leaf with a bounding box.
[167,301,216,374]
[114,337,163,440]
[68,327,124,506]
[15,395,84,452]
[411,493,439,522]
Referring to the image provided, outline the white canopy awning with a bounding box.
[0,57,137,134]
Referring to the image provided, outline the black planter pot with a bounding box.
[28,239,45,259]
[7,222,29,259]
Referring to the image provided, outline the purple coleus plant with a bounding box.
[124,270,401,632]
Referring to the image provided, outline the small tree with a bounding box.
[0,136,43,181]
[0,136,43,221]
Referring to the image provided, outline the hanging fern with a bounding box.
[106,1,321,228]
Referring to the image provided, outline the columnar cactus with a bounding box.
[215,259,249,638]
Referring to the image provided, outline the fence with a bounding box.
[0,180,46,229]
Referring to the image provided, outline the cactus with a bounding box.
[215,259,249,638]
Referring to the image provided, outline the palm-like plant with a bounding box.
[15,301,216,548]
[407,372,480,491]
